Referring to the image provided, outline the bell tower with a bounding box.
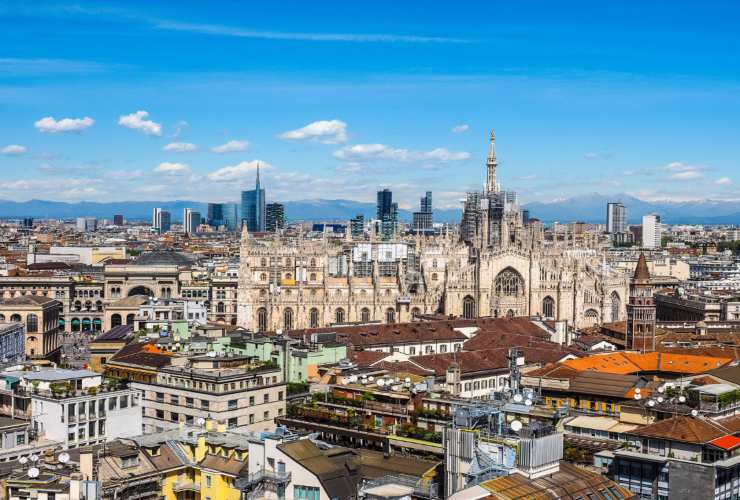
[626,253,656,352]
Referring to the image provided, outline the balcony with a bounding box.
[172,481,201,493]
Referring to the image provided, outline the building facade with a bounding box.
[237,131,629,332]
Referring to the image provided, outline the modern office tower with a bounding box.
[350,214,365,237]
[223,203,239,231]
[76,217,97,232]
[183,208,201,235]
[641,213,662,248]
[266,203,285,232]
[376,189,398,240]
[626,253,656,352]
[113,214,124,226]
[152,208,161,230]
[207,203,225,228]
[21,218,33,229]
[521,209,530,226]
[241,167,266,232]
[412,191,434,233]
[158,211,171,233]
[606,202,627,234]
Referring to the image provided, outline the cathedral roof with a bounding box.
[633,252,651,281]
[134,251,194,267]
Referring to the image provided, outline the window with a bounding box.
[309,308,319,328]
[171,412,179,422]
[257,308,268,332]
[202,400,210,410]
[360,308,370,323]
[228,399,238,410]
[249,414,255,424]
[121,456,139,468]
[294,485,320,500]
[385,308,395,324]
[335,308,345,324]
[495,268,524,296]
[611,291,621,322]
[264,394,269,404]
[109,397,117,410]
[186,397,194,407]
[119,395,128,408]
[156,392,164,402]
[205,475,212,487]
[156,409,164,419]
[283,308,294,331]
[171,395,179,405]
[228,417,237,428]
[264,410,270,420]
[278,391,283,401]
[409,347,416,355]
[542,296,555,319]
[26,314,38,333]
[16,434,25,446]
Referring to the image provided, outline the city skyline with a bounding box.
[1,1,739,209]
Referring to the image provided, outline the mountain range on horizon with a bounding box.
[1,193,739,225]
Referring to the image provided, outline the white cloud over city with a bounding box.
[118,110,162,136]
[211,140,249,153]
[279,120,348,144]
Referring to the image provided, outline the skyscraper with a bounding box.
[350,214,365,237]
[152,208,161,231]
[183,208,201,235]
[241,166,266,232]
[159,211,171,233]
[266,203,285,232]
[75,217,97,232]
[207,203,225,228]
[606,202,626,234]
[412,191,433,233]
[113,214,124,226]
[223,203,239,231]
[376,188,398,240]
[641,213,662,248]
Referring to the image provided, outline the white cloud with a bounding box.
[207,160,269,182]
[664,162,704,180]
[279,120,348,144]
[211,140,250,154]
[118,110,162,136]
[1,144,27,155]
[163,142,197,152]
[34,116,94,133]
[154,162,191,175]
[715,177,733,185]
[451,124,469,133]
[333,143,470,163]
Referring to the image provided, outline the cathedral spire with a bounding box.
[486,129,498,195]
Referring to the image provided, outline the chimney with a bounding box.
[552,320,568,346]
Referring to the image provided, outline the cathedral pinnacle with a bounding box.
[485,129,498,195]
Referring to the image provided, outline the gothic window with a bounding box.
[584,309,599,327]
[506,309,515,318]
[542,296,555,319]
[431,273,438,281]
[283,308,294,331]
[310,258,316,267]
[360,308,370,322]
[335,308,345,324]
[610,291,621,323]
[386,308,396,324]
[310,273,317,281]
[111,314,122,328]
[310,308,319,328]
[411,307,421,319]
[463,296,475,319]
[257,308,268,332]
[495,268,524,297]
[260,273,267,281]
[217,302,225,313]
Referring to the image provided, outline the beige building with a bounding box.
[0,296,62,360]
[237,132,629,332]
[132,355,286,434]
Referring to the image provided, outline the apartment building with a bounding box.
[132,354,286,433]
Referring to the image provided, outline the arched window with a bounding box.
[283,308,294,331]
[495,268,524,297]
[217,302,225,313]
[110,314,122,328]
[10,314,21,323]
[260,258,267,267]
[257,308,268,332]
[610,291,621,322]
[431,273,438,281]
[386,308,396,324]
[26,314,38,333]
[96,300,103,312]
[310,258,317,267]
[506,309,515,318]
[126,314,135,326]
[85,301,92,311]
[0,314,5,321]
[360,308,370,322]
[310,273,317,281]
[584,309,599,327]
[260,273,268,281]
[310,308,319,328]
[411,307,421,319]
[463,296,476,319]
[335,308,345,324]
[542,296,555,319]
[74,301,82,312]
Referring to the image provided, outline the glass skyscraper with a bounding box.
[241,167,266,232]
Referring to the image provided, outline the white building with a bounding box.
[22,369,141,449]
[642,213,662,248]
[75,217,98,232]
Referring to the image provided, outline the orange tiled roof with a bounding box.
[562,351,731,375]
[709,435,740,451]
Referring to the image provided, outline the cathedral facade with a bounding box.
[237,131,628,332]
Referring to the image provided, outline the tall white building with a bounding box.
[152,207,161,230]
[75,217,97,232]
[642,213,662,248]
[183,208,201,235]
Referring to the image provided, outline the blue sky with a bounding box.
[1,1,739,208]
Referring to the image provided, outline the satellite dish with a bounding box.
[691,409,699,417]
[524,399,533,407]
[19,457,28,465]
[635,388,641,394]
[678,395,686,403]
[30,455,38,462]
[510,420,523,432]
[58,452,70,464]
[647,400,655,407]
[634,394,642,400]
[377,379,385,387]
[197,417,206,426]
[657,397,664,403]
[368,376,375,382]
[28,467,39,479]
[513,394,523,403]
[657,386,665,393]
